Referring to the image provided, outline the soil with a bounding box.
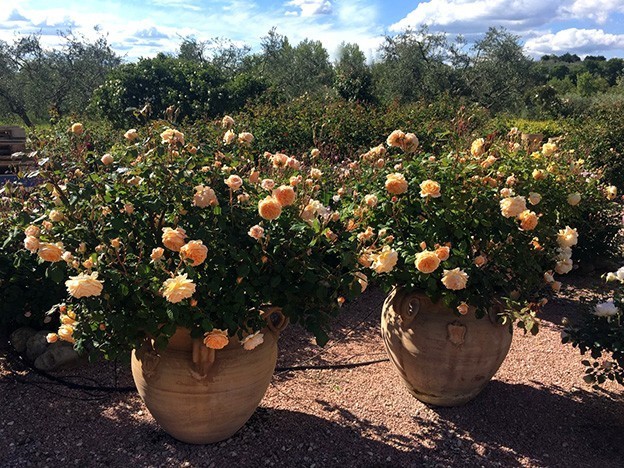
[1,275,622,468]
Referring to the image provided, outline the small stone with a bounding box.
[34,342,81,371]
[10,327,37,353]
[26,330,50,361]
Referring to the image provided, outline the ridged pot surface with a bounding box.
[381,288,513,407]
[131,327,278,444]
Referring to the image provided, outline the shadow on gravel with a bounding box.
[422,380,624,467]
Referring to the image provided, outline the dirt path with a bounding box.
[1,277,622,467]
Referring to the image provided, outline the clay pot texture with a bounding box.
[131,326,279,444]
[381,287,512,407]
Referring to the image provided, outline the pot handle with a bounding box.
[190,340,215,381]
[262,307,289,335]
[393,290,420,327]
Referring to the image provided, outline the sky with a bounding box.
[1,0,624,62]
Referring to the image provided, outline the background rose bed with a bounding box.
[0,108,622,384]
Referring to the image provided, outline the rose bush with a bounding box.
[8,118,365,359]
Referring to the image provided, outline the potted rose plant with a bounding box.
[338,129,616,406]
[14,117,365,443]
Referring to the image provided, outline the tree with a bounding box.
[334,42,373,102]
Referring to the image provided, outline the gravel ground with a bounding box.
[1,276,623,468]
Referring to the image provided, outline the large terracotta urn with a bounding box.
[131,309,287,444]
[381,288,512,406]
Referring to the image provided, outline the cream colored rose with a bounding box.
[273,185,296,207]
[420,180,441,198]
[161,128,184,145]
[500,196,527,218]
[500,188,514,198]
[402,133,419,152]
[555,258,573,275]
[470,138,485,157]
[203,329,229,349]
[261,178,275,191]
[371,246,398,274]
[480,155,498,169]
[248,225,265,240]
[62,251,73,263]
[237,132,254,145]
[385,173,408,195]
[49,210,64,222]
[544,271,555,283]
[310,168,323,180]
[541,142,557,157]
[271,152,288,168]
[241,331,264,350]
[162,273,196,303]
[24,236,39,253]
[25,225,40,237]
[238,192,250,203]
[258,196,282,220]
[38,243,63,262]
[435,246,450,261]
[532,169,546,181]
[606,185,618,200]
[162,227,187,252]
[457,303,469,315]
[415,250,441,274]
[224,175,243,190]
[357,227,375,243]
[66,272,104,298]
[557,226,578,248]
[441,268,469,290]
[46,333,59,343]
[551,281,562,292]
[386,130,405,148]
[223,129,236,145]
[249,170,260,184]
[151,247,164,262]
[193,185,219,208]
[290,175,302,187]
[287,157,301,170]
[124,129,139,141]
[567,193,581,206]
[518,210,538,231]
[528,192,541,205]
[180,240,208,266]
[222,115,235,129]
[364,194,378,208]
[58,324,75,344]
[71,123,84,135]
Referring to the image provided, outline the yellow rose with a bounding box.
[441,268,469,290]
[500,196,527,218]
[310,168,323,180]
[385,173,408,195]
[224,175,244,191]
[261,178,275,191]
[402,133,419,152]
[415,250,441,274]
[555,258,573,275]
[180,240,208,267]
[371,246,398,274]
[386,130,405,148]
[25,225,40,237]
[354,272,368,293]
[162,273,196,303]
[49,210,64,222]
[457,303,469,315]
[58,324,75,343]
[38,243,63,262]
[241,331,264,350]
[193,185,219,208]
[258,196,282,220]
[419,180,441,198]
[271,152,289,168]
[518,210,539,231]
[435,246,450,261]
[528,192,541,205]
[222,115,235,129]
[150,247,164,262]
[161,128,185,145]
[273,185,296,207]
[124,129,139,141]
[223,129,236,145]
[480,155,498,169]
[310,148,320,158]
[567,193,581,206]
[532,169,546,181]
[606,185,618,200]
[71,123,84,135]
[24,236,40,253]
[162,227,187,252]
[237,132,254,145]
[46,333,59,343]
[541,142,557,157]
[364,194,378,208]
[203,329,229,349]
[557,226,578,248]
[470,138,485,157]
[66,272,104,298]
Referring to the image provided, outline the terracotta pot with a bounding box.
[131,309,287,444]
[381,288,512,406]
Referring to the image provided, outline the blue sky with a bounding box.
[2,0,624,61]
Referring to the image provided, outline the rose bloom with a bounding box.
[606,185,618,200]
[357,227,375,243]
[420,180,441,198]
[506,175,517,186]
[193,185,219,208]
[258,196,282,220]
[66,272,104,298]
[435,246,450,261]
[24,236,40,253]
[555,258,573,275]
[402,133,419,153]
[151,247,164,262]
[355,272,368,293]
[61,251,73,263]
[261,178,275,191]
[528,192,541,205]
[500,188,514,198]
[470,138,485,157]
[224,174,244,190]
[551,281,562,292]
[544,271,555,283]
[71,122,84,135]
[371,246,398,274]
[203,329,229,349]
[238,132,254,145]
[310,168,323,180]
[162,227,187,251]
[238,192,250,203]
[480,155,498,169]
[532,169,546,181]
[518,210,539,231]
[58,324,75,344]
[273,185,296,206]
[593,300,619,317]
[249,170,260,184]
[500,196,527,218]
[289,175,302,187]
[49,210,63,222]
[271,152,289,168]
[385,173,408,195]
[110,238,121,249]
[248,224,265,240]
[241,331,264,350]
[124,129,139,141]
[542,142,557,157]
[364,194,378,208]
[161,128,185,145]
[457,303,469,315]
[386,130,405,148]
[46,333,59,343]
[557,226,578,248]
[180,240,208,266]
[441,268,469,290]
[38,243,63,262]
[25,225,40,237]
[124,203,134,214]
[310,148,320,158]
[222,115,235,129]
[287,157,301,170]
[223,129,236,145]
[162,273,196,303]
[567,192,581,206]
[415,250,441,274]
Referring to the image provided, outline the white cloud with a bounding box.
[525,28,624,56]
[286,0,333,17]
[561,0,624,24]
